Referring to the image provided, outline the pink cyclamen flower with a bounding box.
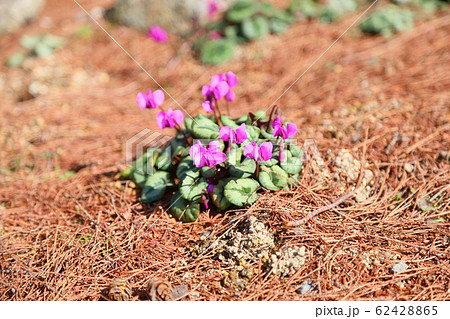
[148,25,168,43]
[189,140,227,168]
[209,31,222,40]
[207,1,220,18]
[243,141,273,162]
[272,117,297,139]
[136,89,165,110]
[219,123,247,145]
[156,108,184,129]
[224,71,238,102]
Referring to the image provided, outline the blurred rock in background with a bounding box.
[0,0,45,35]
[105,0,235,35]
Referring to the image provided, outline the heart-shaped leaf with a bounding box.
[156,144,173,171]
[191,115,220,139]
[226,1,257,22]
[281,150,303,175]
[176,157,195,181]
[242,16,270,40]
[245,125,261,142]
[229,157,256,178]
[141,171,170,203]
[170,192,199,223]
[259,165,288,190]
[224,178,260,207]
[211,179,232,211]
[201,166,216,178]
[180,170,208,201]
[200,39,236,65]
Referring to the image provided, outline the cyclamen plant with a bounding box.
[124,72,304,223]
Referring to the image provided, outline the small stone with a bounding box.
[404,163,414,173]
[190,291,200,298]
[298,281,312,295]
[438,151,449,162]
[391,262,408,274]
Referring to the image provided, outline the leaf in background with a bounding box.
[289,0,321,18]
[176,157,196,181]
[242,16,270,40]
[226,1,257,22]
[6,52,26,68]
[20,35,41,50]
[200,39,236,65]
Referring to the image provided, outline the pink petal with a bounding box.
[206,151,227,167]
[202,101,213,113]
[171,110,184,126]
[279,148,285,162]
[152,89,165,107]
[216,81,229,98]
[244,142,259,161]
[225,89,235,102]
[286,123,297,138]
[219,126,233,142]
[156,111,166,129]
[208,140,222,153]
[211,75,220,87]
[259,142,273,162]
[136,92,148,109]
[235,123,248,144]
[226,71,238,87]
[190,142,207,167]
[202,85,212,97]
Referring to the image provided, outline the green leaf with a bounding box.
[252,110,268,121]
[156,144,173,171]
[280,150,303,175]
[220,115,239,130]
[289,0,321,18]
[289,144,303,158]
[41,34,65,49]
[120,167,133,178]
[260,127,274,139]
[191,115,220,139]
[270,18,289,34]
[258,2,276,16]
[259,165,288,190]
[200,39,236,65]
[226,1,257,22]
[242,16,270,40]
[224,178,260,207]
[359,5,415,35]
[176,157,196,181]
[185,117,193,132]
[6,52,26,68]
[180,170,208,201]
[132,170,146,188]
[230,157,256,178]
[320,0,357,23]
[245,125,261,142]
[34,43,54,57]
[271,10,296,24]
[170,192,199,223]
[201,166,216,178]
[141,171,170,203]
[226,146,243,166]
[236,114,250,125]
[20,35,40,50]
[211,179,232,211]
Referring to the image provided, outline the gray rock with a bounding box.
[105,0,235,35]
[0,0,45,35]
[391,262,408,274]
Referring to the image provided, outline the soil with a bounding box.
[0,0,449,300]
